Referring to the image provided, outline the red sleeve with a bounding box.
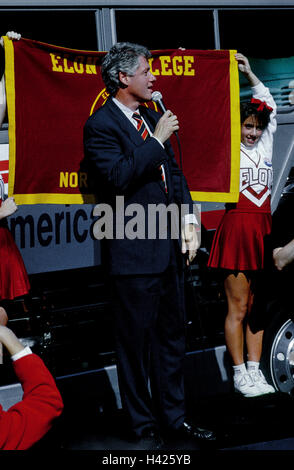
[0,354,64,450]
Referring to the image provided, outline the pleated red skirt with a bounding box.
[0,226,30,300]
[207,210,272,271]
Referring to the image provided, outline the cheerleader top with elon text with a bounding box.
[231,81,277,214]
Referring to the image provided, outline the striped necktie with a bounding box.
[132,112,149,140]
[132,112,167,193]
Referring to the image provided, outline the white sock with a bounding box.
[233,363,247,378]
[247,361,260,373]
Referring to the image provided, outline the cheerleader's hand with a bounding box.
[0,31,21,47]
[235,53,252,75]
[0,197,18,218]
[235,52,260,87]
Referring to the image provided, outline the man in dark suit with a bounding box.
[83,42,216,447]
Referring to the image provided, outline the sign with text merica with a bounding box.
[4,37,240,204]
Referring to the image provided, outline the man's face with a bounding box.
[124,56,156,102]
[241,115,263,147]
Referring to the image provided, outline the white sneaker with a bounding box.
[234,373,263,397]
[249,370,275,395]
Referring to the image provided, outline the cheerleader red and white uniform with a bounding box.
[208,81,277,271]
[0,176,30,299]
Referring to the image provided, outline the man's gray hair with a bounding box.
[101,42,152,96]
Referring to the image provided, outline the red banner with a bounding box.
[3,37,240,204]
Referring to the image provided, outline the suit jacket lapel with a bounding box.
[106,99,145,147]
[106,99,171,197]
[139,106,157,133]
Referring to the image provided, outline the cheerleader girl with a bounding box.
[208,53,276,397]
[0,32,30,302]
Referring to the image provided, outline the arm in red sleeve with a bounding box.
[0,354,63,450]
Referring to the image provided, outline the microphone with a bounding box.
[151,91,167,113]
[152,90,179,138]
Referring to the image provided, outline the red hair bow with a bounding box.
[251,98,273,113]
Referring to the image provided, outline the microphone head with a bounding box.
[151,91,163,102]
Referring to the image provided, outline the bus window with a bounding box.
[0,10,98,51]
[115,9,215,50]
[219,9,294,59]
